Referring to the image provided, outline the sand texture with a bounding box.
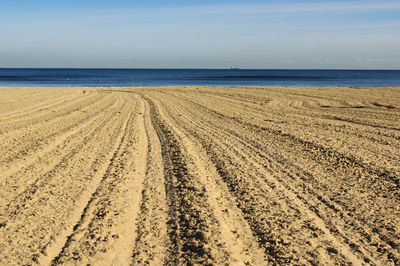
[0,86,399,265]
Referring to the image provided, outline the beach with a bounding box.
[0,85,399,265]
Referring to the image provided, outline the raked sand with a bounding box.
[0,86,399,265]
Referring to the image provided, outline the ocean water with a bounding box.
[0,68,399,87]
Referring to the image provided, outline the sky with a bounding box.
[0,0,399,69]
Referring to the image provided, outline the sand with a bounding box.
[0,86,399,265]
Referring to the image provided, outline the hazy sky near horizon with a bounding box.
[1,0,399,69]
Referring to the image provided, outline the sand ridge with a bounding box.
[0,86,399,265]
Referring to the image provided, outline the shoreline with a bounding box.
[1,85,400,88]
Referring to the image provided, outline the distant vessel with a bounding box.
[230,67,240,70]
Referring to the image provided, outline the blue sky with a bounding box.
[0,0,399,68]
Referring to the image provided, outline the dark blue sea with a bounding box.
[0,68,399,87]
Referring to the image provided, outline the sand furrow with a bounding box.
[0,91,105,134]
[1,86,399,265]
[0,93,112,165]
[52,95,149,265]
[155,95,342,264]
[145,95,269,265]
[0,87,81,120]
[50,109,138,263]
[145,95,220,265]
[172,88,399,264]
[0,95,119,181]
[131,95,169,265]
[0,93,128,265]
[0,92,82,124]
[144,95,265,264]
[175,90,398,263]
[0,95,123,207]
[149,90,384,264]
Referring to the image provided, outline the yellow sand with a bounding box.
[0,86,399,265]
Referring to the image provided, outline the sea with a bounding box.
[0,68,399,87]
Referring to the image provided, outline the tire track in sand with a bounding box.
[0,93,111,165]
[46,105,137,265]
[131,95,169,265]
[1,86,398,265]
[0,94,128,265]
[144,95,267,265]
[50,94,149,265]
[154,92,365,265]
[2,96,122,214]
[0,94,118,180]
[0,90,80,121]
[145,95,219,265]
[173,93,399,264]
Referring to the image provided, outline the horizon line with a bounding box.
[1,67,400,71]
